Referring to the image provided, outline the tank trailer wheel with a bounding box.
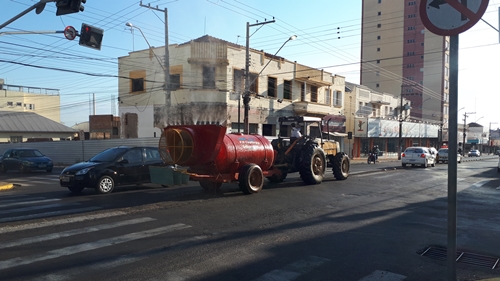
[332,152,350,180]
[239,164,264,194]
[299,145,326,185]
[199,181,222,191]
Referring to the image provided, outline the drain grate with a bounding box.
[420,246,500,269]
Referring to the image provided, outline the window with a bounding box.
[311,86,318,102]
[377,35,381,40]
[202,66,216,89]
[378,11,381,16]
[421,55,424,59]
[376,59,380,64]
[408,26,415,30]
[376,83,380,88]
[406,64,414,68]
[377,47,380,52]
[408,14,416,18]
[233,69,244,94]
[131,78,144,92]
[407,51,415,56]
[378,0,381,3]
[407,76,415,81]
[421,42,424,46]
[334,91,342,106]
[267,77,277,97]
[29,104,35,110]
[16,102,22,107]
[169,74,180,91]
[130,70,146,93]
[300,84,305,101]
[283,80,292,100]
[325,89,331,105]
[7,101,13,106]
[249,72,258,94]
[407,39,415,43]
[408,1,416,5]
[377,24,381,28]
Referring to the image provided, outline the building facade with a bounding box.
[118,35,347,144]
[361,0,448,134]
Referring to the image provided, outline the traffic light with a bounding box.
[79,23,103,50]
[56,0,86,16]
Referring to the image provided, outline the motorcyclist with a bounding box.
[372,145,380,162]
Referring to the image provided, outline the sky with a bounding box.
[1,0,500,130]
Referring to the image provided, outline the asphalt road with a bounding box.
[1,158,500,281]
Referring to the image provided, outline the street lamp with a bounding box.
[243,34,296,134]
[125,22,164,70]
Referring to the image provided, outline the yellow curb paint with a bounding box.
[0,183,14,190]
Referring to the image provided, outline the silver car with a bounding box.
[401,147,436,168]
[437,148,462,164]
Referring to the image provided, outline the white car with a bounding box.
[401,147,436,168]
[436,148,462,164]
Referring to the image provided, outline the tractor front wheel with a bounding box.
[332,152,350,180]
[299,145,326,185]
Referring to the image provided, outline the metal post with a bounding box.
[463,113,467,155]
[0,0,54,30]
[447,34,459,281]
[398,88,404,160]
[243,22,250,134]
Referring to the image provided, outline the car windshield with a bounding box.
[405,148,423,153]
[18,149,43,157]
[89,147,129,162]
[438,149,448,153]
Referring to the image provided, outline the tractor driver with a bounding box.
[290,123,302,144]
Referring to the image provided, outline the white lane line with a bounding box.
[0,198,61,208]
[0,211,126,234]
[2,203,75,214]
[30,235,209,281]
[358,270,407,281]
[0,206,102,223]
[253,256,330,281]
[0,217,156,249]
[471,180,491,188]
[0,223,192,271]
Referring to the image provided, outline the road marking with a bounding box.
[0,211,126,234]
[471,180,491,188]
[358,270,406,281]
[0,206,101,223]
[0,198,61,208]
[0,217,156,249]
[1,203,75,214]
[0,223,191,271]
[252,256,330,281]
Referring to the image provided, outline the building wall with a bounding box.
[89,115,120,139]
[0,90,61,123]
[361,0,445,124]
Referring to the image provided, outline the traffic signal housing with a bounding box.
[79,23,103,50]
[56,0,86,16]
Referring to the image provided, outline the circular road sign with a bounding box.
[64,26,77,41]
[420,0,489,36]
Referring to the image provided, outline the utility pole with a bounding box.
[462,112,475,155]
[398,90,403,160]
[243,19,275,134]
[139,1,170,107]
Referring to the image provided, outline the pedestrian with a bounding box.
[290,123,302,143]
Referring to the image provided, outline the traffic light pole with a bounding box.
[0,0,55,30]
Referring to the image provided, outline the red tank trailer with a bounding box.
[163,124,277,194]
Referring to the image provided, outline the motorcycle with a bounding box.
[367,153,377,164]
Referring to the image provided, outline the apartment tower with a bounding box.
[361,0,449,128]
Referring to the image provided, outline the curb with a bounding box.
[0,182,14,191]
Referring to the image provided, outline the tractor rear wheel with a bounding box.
[239,164,264,194]
[299,145,326,184]
[332,152,350,180]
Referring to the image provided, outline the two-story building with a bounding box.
[118,35,346,144]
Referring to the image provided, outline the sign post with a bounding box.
[419,1,489,280]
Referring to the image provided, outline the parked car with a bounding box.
[468,150,481,157]
[401,146,436,168]
[0,148,53,173]
[59,146,166,194]
[436,148,462,164]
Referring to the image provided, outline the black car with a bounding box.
[60,146,165,194]
[0,148,54,173]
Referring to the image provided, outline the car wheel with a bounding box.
[431,161,435,167]
[0,164,6,173]
[95,175,115,194]
[422,161,428,168]
[68,186,84,194]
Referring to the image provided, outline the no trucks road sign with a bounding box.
[420,0,489,36]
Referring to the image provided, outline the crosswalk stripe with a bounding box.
[472,180,491,188]
[2,203,76,214]
[0,211,126,234]
[0,217,156,249]
[0,206,101,223]
[252,256,330,281]
[0,223,191,271]
[0,198,61,208]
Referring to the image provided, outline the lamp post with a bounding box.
[125,22,164,70]
[462,112,475,156]
[243,34,296,134]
